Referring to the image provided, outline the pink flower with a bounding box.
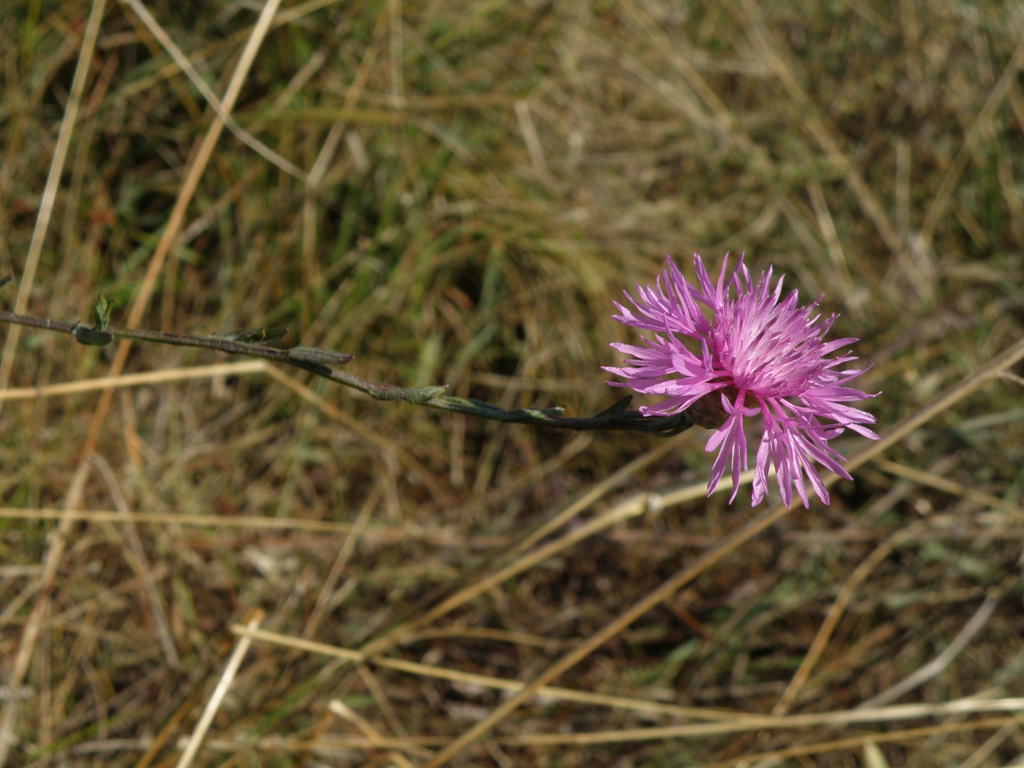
[606,254,878,507]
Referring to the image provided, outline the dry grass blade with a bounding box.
[80,0,285,453]
[3,2,1022,766]
[0,0,109,397]
[174,611,264,768]
[0,361,268,402]
[120,0,309,182]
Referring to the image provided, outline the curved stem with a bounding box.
[0,306,693,435]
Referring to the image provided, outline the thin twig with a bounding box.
[0,304,694,435]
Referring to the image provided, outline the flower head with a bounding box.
[606,253,878,507]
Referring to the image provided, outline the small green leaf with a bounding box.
[404,385,447,404]
[448,397,505,413]
[285,346,353,368]
[94,295,112,331]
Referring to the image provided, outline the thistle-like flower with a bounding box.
[606,254,878,507]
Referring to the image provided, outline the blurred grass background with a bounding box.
[1,1,1023,766]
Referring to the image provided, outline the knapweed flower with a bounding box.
[605,253,878,507]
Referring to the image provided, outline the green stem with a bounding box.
[0,307,693,436]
